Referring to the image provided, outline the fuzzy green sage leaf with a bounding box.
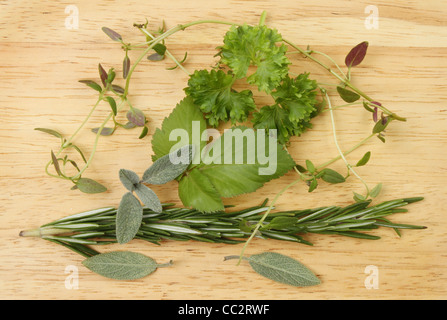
[116,192,143,244]
[142,144,194,185]
[82,251,167,280]
[134,184,162,213]
[244,252,320,287]
[119,169,140,192]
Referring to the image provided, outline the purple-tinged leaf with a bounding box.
[101,27,122,42]
[79,80,102,92]
[51,150,62,176]
[111,84,125,94]
[91,127,115,136]
[147,53,165,61]
[98,63,108,87]
[373,107,378,122]
[122,121,137,129]
[123,55,130,79]
[345,41,369,68]
[126,108,146,127]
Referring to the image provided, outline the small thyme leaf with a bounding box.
[336,86,360,103]
[91,127,115,136]
[106,96,117,116]
[75,178,107,194]
[126,108,146,127]
[369,183,382,198]
[101,27,123,42]
[35,128,63,140]
[98,63,108,87]
[356,151,371,167]
[50,150,62,176]
[79,80,102,92]
[138,126,149,139]
[123,55,130,79]
[320,168,346,184]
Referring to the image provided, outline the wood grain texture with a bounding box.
[1,0,446,300]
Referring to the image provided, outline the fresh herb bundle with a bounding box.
[27,11,425,287]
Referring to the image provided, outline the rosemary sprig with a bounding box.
[20,197,426,258]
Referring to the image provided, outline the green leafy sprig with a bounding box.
[20,196,425,284]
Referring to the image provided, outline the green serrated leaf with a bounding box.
[134,184,162,213]
[116,192,143,244]
[142,145,194,185]
[247,252,321,287]
[151,96,206,163]
[219,24,290,93]
[356,151,371,167]
[75,178,107,194]
[82,251,160,280]
[184,69,256,127]
[118,169,140,192]
[320,168,346,184]
[336,86,360,103]
[178,168,224,213]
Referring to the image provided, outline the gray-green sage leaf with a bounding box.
[82,251,165,280]
[247,252,321,287]
[116,192,143,244]
[134,184,162,213]
[118,169,140,192]
[142,145,194,185]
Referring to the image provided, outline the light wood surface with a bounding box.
[1,0,446,300]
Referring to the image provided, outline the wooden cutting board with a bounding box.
[1,0,446,299]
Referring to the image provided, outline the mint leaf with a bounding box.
[178,168,224,212]
[151,96,206,163]
[185,69,256,127]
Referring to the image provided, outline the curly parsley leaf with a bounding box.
[218,24,290,93]
[253,74,319,144]
[184,69,256,127]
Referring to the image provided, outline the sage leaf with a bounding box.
[320,168,346,184]
[82,251,160,280]
[337,86,360,103]
[356,151,371,167]
[116,192,143,244]
[126,108,146,127]
[75,178,107,194]
[247,252,321,287]
[101,27,122,42]
[134,184,162,213]
[35,128,63,140]
[142,145,194,185]
[118,169,140,192]
[345,41,368,68]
